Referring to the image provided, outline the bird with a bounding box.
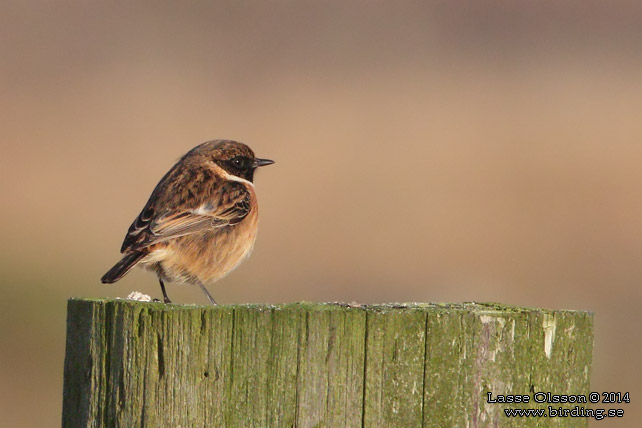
[101,140,274,304]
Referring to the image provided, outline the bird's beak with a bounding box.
[253,158,275,168]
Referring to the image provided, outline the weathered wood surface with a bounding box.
[62,299,593,428]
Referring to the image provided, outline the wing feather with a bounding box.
[120,165,251,253]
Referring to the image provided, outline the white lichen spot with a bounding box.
[543,314,556,359]
[511,319,516,341]
[479,314,506,329]
[126,291,152,302]
[479,315,493,324]
[565,324,576,337]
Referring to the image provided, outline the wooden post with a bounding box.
[62,299,593,428]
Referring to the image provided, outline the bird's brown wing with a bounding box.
[120,176,251,253]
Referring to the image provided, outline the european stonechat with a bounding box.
[101,140,274,304]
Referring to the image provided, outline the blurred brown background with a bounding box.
[1,1,641,427]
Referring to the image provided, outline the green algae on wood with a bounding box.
[62,299,593,428]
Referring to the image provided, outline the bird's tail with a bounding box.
[101,250,148,284]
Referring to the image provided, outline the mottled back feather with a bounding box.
[120,142,253,253]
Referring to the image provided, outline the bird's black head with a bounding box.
[197,140,274,182]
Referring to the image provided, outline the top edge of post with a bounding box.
[67,297,593,316]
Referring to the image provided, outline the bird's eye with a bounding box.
[231,156,248,169]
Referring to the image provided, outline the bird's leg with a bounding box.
[196,280,218,305]
[158,278,172,304]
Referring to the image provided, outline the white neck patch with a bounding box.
[207,160,255,188]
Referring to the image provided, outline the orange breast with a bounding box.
[142,193,260,285]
